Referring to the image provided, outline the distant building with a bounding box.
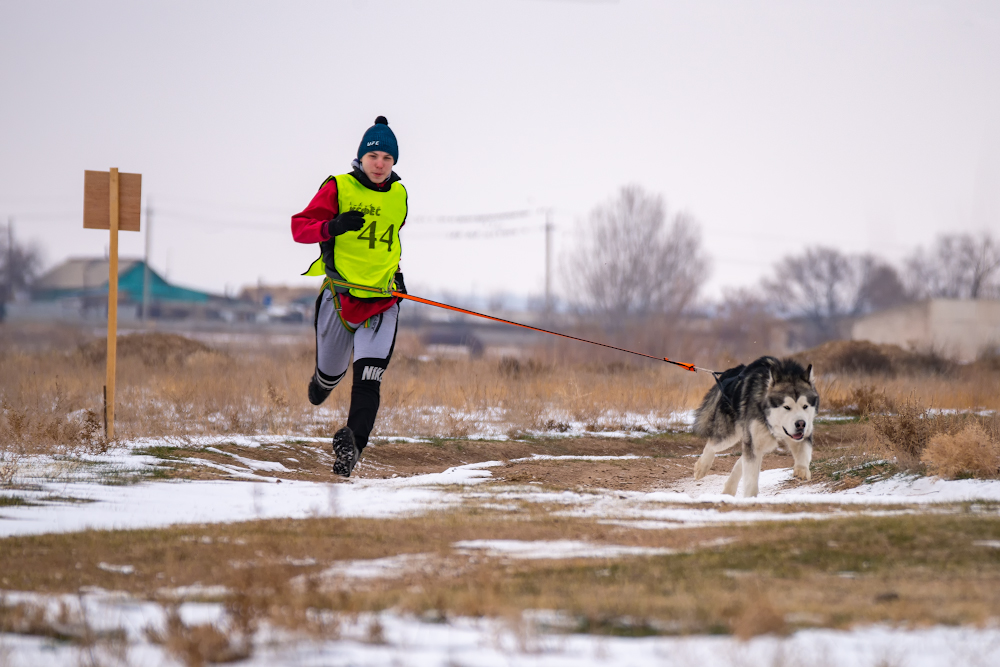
[851,298,1000,361]
[29,257,255,322]
[238,283,318,323]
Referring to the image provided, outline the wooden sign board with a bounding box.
[83,167,143,441]
[83,170,142,231]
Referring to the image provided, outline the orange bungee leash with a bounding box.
[324,277,720,377]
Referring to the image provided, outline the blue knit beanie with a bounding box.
[357,116,398,163]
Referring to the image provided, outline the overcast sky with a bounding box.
[2,0,998,303]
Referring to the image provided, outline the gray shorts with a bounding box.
[315,290,399,379]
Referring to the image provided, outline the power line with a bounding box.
[0,211,78,222]
[5,217,13,302]
[154,208,285,232]
[152,195,290,217]
[407,225,544,240]
[1,200,553,226]
[142,199,153,322]
[409,209,535,224]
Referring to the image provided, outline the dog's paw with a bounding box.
[693,462,710,480]
[793,466,812,481]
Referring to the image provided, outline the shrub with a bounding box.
[921,424,1000,480]
[866,400,999,474]
[974,345,1000,373]
[897,346,956,376]
[78,332,215,367]
[867,400,935,470]
[497,356,547,379]
[839,384,892,416]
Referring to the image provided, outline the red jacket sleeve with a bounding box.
[291,179,338,244]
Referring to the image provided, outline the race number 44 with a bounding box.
[357,220,394,252]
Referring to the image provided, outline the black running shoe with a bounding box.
[308,375,332,406]
[332,427,359,478]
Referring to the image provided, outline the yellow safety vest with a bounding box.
[302,173,407,299]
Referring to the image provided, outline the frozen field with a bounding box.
[3,422,1000,666]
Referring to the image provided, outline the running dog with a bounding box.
[692,356,818,497]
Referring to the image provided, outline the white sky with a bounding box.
[2,0,998,302]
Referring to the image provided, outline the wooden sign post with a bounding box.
[84,169,142,440]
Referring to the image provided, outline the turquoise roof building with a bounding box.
[33,258,216,303]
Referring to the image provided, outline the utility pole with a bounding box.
[544,208,553,317]
[6,217,13,304]
[142,199,152,323]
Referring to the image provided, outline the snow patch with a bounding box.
[513,454,649,462]
[156,584,231,600]
[96,562,134,575]
[974,540,1000,549]
[454,539,677,560]
[303,553,436,585]
[204,447,292,472]
[2,592,1000,667]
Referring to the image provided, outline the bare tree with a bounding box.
[564,185,710,321]
[905,231,1000,299]
[855,254,910,312]
[712,287,783,362]
[762,247,908,343]
[1,223,43,303]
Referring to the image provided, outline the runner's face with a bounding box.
[361,151,394,184]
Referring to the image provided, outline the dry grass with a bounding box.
[2,328,998,456]
[820,374,1000,413]
[2,509,1000,639]
[801,340,1000,413]
[0,327,707,456]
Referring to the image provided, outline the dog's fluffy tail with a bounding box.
[692,386,721,438]
[692,363,745,439]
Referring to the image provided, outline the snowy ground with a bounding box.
[3,428,1000,665]
[4,442,1000,538]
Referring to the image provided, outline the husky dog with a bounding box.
[692,356,818,497]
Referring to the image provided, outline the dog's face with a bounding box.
[765,365,819,442]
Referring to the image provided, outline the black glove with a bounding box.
[393,271,407,295]
[327,210,365,237]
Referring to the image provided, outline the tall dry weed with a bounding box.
[921,423,1000,480]
[0,595,130,665]
[864,398,997,472]
[864,399,944,471]
[147,609,251,667]
[729,587,789,640]
[867,400,933,469]
[0,444,22,486]
[975,345,1000,373]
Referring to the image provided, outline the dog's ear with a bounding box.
[766,369,774,391]
[805,364,814,384]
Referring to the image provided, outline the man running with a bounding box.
[291,116,407,477]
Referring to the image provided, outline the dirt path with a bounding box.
[152,429,821,492]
